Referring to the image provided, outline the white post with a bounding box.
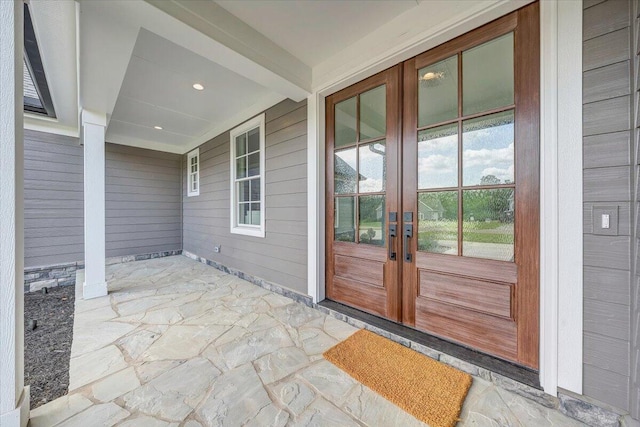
[0,1,30,426]
[307,92,325,303]
[82,109,108,300]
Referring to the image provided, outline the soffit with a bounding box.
[108,29,272,149]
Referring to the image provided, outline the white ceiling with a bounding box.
[215,0,418,67]
[108,29,272,148]
[27,0,519,154]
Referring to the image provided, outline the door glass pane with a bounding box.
[359,195,385,246]
[239,180,250,202]
[248,153,260,177]
[334,147,357,194]
[359,141,385,193]
[462,110,514,186]
[248,127,260,153]
[418,56,458,127]
[335,196,356,242]
[236,133,247,156]
[463,33,514,116]
[418,191,458,254]
[359,85,386,140]
[236,157,246,179]
[462,188,514,261]
[418,123,458,189]
[335,97,357,148]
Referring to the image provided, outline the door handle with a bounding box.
[388,224,397,260]
[403,224,413,262]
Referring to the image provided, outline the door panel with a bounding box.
[326,66,402,321]
[325,2,539,369]
[402,3,539,368]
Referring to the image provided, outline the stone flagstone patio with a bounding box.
[28,256,585,426]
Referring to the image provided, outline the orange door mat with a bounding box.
[323,329,472,427]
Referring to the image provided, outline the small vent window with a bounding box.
[187,148,199,197]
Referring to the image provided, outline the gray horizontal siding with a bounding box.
[105,143,182,258]
[633,0,640,419]
[23,130,84,268]
[182,98,308,294]
[583,131,630,169]
[584,364,631,411]
[583,27,629,71]
[23,131,184,266]
[583,0,633,413]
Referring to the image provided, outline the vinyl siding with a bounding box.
[23,130,183,267]
[182,98,308,294]
[632,0,640,419]
[24,130,84,267]
[582,0,633,412]
[105,143,182,258]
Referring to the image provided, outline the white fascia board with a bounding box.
[104,137,186,155]
[145,0,311,101]
[24,114,79,138]
[312,0,533,94]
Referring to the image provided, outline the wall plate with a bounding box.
[592,206,618,236]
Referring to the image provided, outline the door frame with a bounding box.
[306,0,583,395]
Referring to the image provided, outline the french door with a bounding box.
[326,3,539,368]
[326,67,402,321]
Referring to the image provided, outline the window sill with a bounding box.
[230,226,265,238]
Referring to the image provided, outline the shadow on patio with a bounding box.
[28,256,583,427]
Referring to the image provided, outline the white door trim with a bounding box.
[554,0,583,394]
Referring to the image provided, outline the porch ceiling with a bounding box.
[214,0,419,67]
[107,29,273,151]
[26,0,524,154]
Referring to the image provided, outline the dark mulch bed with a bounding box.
[24,285,75,409]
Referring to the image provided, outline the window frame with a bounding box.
[187,148,200,197]
[229,114,266,237]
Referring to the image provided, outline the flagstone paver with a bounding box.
[32,256,587,426]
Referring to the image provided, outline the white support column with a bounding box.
[82,109,108,300]
[307,92,325,303]
[0,1,30,426]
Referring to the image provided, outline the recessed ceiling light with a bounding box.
[154,126,163,130]
[192,83,204,91]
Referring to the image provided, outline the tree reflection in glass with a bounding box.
[359,195,385,246]
[462,188,514,261]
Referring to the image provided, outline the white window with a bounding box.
[187,148,199,197]
[230,114,265,237]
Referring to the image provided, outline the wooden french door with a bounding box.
[326,2,539,368]
[326,67,402,321]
